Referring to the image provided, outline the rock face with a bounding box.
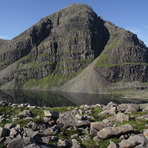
[0,4,148,94]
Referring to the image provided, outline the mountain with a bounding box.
[0,4,148,98]
[0,39,9,47]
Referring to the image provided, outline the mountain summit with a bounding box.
[0,4,148,98]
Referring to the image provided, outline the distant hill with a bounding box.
[0,4,148,98]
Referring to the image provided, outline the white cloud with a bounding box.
[0,35,10,39]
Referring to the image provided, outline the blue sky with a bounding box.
[0,0,148,46]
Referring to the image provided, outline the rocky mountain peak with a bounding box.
[0,4,148,97]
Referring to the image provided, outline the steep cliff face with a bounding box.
[95,21,148,83]
[0,4,108,89]
[0,4,148,95]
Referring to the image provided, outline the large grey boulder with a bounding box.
[119,139,136,148]
[116,112,130,122]
[7,137,35,148]
[44,110,59,119]
[107,141,118,148]
[57,111,90,127]
[99,108,117,116]
[97,124,134,139]
[136,115,148,120]
[117,104,139,113]
[43,125,60,136]
[119,134,148,148]
[103,102,118,110]
[90,121,106,135]
[144,129,148,140]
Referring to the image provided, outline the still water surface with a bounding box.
[0,90,147,107]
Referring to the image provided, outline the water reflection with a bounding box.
[0,90,147,107]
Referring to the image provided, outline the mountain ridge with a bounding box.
[0,4,148,98]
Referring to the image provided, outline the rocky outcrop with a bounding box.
[0,4,148,95]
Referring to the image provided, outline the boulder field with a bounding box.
[0,101,147,147]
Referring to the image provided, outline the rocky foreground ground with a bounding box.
[0,101,147,148]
